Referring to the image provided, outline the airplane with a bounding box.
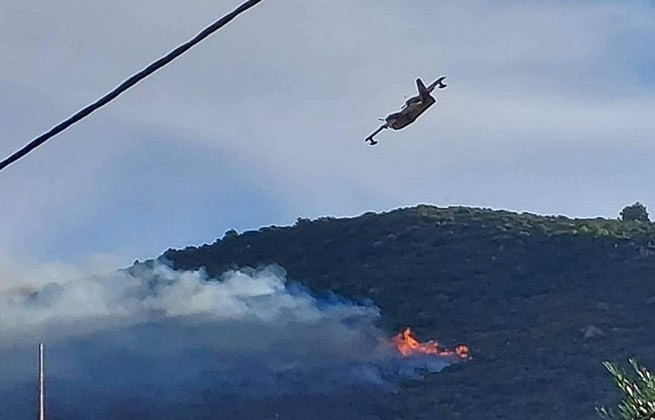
[365,76,447,146]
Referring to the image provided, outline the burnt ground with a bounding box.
[159,205,655,420]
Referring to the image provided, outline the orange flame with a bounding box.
[392,327,470,359]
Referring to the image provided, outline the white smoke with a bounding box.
[1,263,377,337]
[0,259,458,419]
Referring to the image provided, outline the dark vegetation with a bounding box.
[158,204,655,419]
[620,202,650,223]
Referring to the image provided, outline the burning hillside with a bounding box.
[0,262,469,420]
[392,327,470,360]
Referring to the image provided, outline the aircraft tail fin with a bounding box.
[416,78,433,101]
[416,78,429,96]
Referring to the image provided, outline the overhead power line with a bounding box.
[0,0,264,173]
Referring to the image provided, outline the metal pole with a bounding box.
[38,342,44,420]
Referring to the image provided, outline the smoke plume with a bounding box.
[0,260,454,419]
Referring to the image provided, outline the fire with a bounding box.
[392,327,470,359]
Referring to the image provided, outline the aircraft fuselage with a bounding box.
[385,95,436,130]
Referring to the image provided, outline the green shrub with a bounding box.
[620,203,650,223]
[597,359,655,419]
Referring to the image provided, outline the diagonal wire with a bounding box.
[0,0,264,173]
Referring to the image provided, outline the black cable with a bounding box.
[0,0,264,173]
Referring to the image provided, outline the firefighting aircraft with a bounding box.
[365,76,447,146]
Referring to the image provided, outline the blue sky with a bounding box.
[1,0,655,265]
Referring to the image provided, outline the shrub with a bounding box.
[597,359,655,419]
[223,228,239,239]
[620,203,650,223]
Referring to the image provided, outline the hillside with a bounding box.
[159,205,655,419]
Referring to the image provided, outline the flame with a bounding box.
[392,327,470,359]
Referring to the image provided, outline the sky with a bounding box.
[1,0,655,264]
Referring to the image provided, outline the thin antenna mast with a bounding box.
[38,342,45,420]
